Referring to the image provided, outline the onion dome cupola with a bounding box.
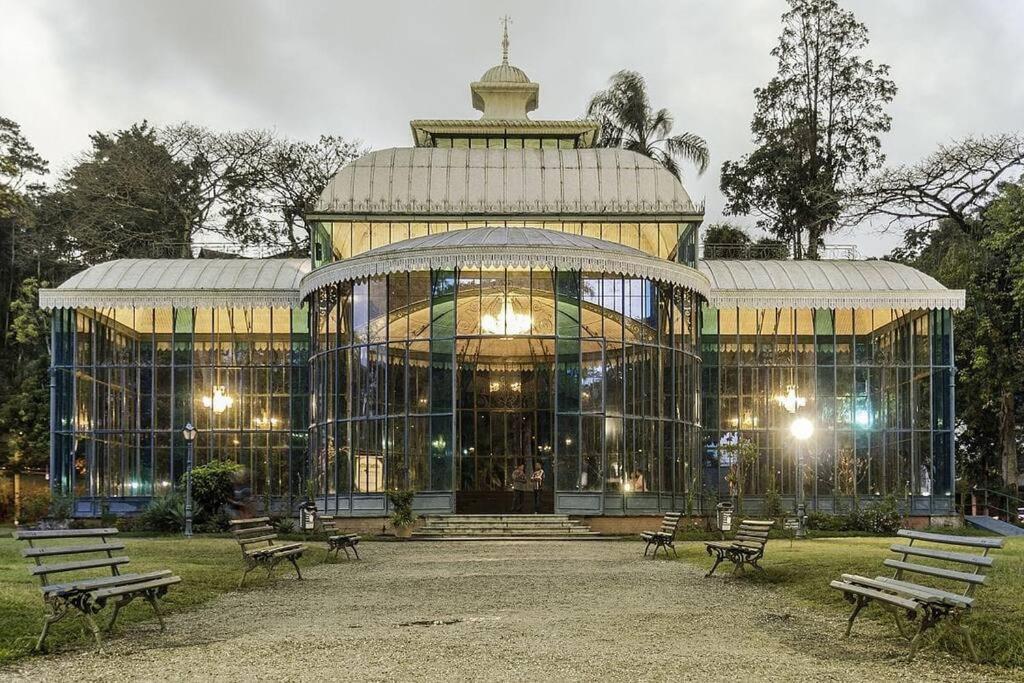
[470,19,539,120]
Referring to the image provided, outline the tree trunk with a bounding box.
[999,389,1019,491]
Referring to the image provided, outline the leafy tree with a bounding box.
[162,124,361,252]
[702,222,790,259]
[897,187,1024,492]
[880,137,1024,492]
[53,122,195,261]
[586,70,709,180]
[853,133,1024,234]
[721,0,896,259]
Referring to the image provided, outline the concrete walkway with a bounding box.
[4,541,1016,682]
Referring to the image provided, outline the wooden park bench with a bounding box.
[641,512,683,557]
[231,517,306,587]
[703,519,774,577]
[319,515,361,560]
[13,527,181,652]
[830,529,1005,661]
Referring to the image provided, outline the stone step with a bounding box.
[415,528,593,532]
[413,513,596,539]
[417,524,585,528]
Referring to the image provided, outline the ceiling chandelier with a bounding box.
[481,298,532,336]
[201,386,234,414]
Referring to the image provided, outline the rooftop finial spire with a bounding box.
[500,15,511,64]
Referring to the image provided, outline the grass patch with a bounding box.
[675,535,1024,668]
[0,527,330,665]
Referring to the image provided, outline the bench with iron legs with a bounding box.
[231,517,306,587]
[704,519,774,577]
[830,529,1004,661]
[13,527,181,652]
[641,512,683,557]
[319,515,361,560]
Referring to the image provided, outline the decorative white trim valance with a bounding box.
[707,289,966,311]
[299,245,712,301]
[38,289,302,310]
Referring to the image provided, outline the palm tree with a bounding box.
[586,70,709,180]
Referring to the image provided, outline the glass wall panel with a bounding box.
[308,266,702,512]
[699,305,956,513]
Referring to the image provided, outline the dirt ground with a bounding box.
[4,540,1019,682]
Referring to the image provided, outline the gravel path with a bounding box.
[4,541,1019,682]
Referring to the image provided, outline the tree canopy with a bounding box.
[586,70,709,180]
[720,0,896,259]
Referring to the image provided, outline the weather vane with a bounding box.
[500,15,512,64]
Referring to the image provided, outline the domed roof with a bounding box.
[480,62,531,84]
[299,227,711,301]
[314,147,698,215]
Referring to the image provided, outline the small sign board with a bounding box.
[783,516,800,531]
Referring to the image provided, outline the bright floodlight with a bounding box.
[790,417,814,441]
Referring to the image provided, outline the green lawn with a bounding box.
[674,535,1024,668]
[0,529,330,665]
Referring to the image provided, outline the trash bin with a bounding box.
[299,503,317,532]
[716,501,733,533]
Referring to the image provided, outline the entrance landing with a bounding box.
[413,514,598,540]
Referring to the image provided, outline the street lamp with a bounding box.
[790,416,813,539]
[182,422,197,538]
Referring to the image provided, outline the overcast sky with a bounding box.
[2,0,1022,257]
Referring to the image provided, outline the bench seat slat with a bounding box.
[883,558,986,585]
[329,534,359,542]
[22,543,126,558]
[896,529,1004,549]
[872,576,974,607]
[12,528,118,540]
[830,580,921,612]
[890,544,993,567]
[245,543,303,557]
[238,534,279,546]
[840,573,971,607]
[30,556,130,576]
[42,570,173,596]
[230,517,270,525]
[90,575,182,601]
[232,526,275,537]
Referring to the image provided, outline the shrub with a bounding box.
[387,489,416,528]
[138,492,185,532]
[856,495,902,534]
[181,460,241,528]
[49,494,73,521]
[272,515,295,534]
[805,495,902,534]
[764,486,783,520]
[16,491,52,525]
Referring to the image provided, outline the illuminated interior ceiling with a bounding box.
[73,306,292,336]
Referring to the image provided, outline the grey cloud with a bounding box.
[1,0,1021,257]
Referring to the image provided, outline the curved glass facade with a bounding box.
[309,268,702,513]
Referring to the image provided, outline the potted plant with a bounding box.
[387,489,416,539]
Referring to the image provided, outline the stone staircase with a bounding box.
[413,514,599,540]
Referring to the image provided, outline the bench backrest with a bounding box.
[659,512,683,539]
[733,519,774,548]
[230,517,280,553]
[12,527,129,590]
[886,529,1004,598]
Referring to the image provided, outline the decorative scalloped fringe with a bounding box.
[298,247,712,301]
[38,290,301,311]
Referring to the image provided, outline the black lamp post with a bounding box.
[182,422,197,538]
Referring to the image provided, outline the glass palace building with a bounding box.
[40,53,964,520]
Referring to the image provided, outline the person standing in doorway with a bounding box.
[531,461,545,513]
[511,463,528,513]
